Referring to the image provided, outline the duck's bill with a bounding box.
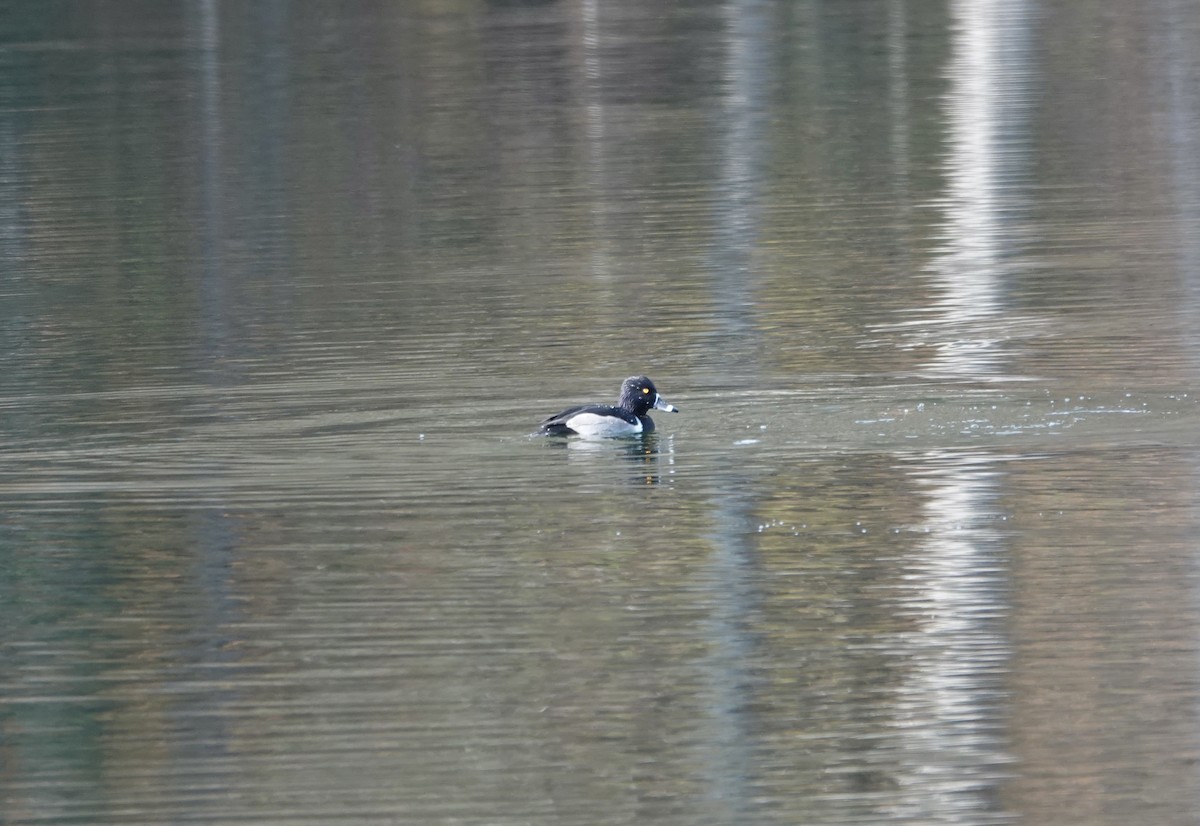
[653,396,679,413]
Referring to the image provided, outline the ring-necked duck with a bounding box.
[538,376,679,437]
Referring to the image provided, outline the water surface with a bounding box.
[3,2,1200,824]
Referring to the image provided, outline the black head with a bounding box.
[618,376,679,417]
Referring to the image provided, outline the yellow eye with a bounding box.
[642,388,651,394]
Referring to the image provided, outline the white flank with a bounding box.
[565,412,642,438]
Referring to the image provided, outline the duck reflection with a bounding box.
[543,432,675,486]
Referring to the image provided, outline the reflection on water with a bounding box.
[901,0,1037,382]
[3,1,1200,824]
[881,7,1028,815]
[548,432,676,486]
[890,451,1012,823]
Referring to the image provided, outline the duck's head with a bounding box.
[619,376,679,417]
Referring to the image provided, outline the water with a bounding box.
[3,2,1200,824]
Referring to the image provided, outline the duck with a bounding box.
[538,376,679,437]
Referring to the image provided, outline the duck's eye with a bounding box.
[642,387,651,394]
